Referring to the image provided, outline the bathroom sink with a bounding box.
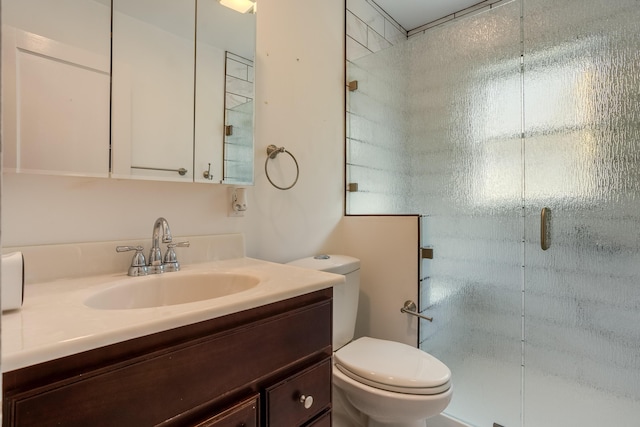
[85,272,260,310]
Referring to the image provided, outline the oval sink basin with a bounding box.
[85,272,260,310]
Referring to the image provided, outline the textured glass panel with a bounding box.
[410,4,523,426]
[346,44,411,214]
[347,2,523,424]
[523,0,640,425]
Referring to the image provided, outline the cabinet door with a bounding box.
[2,28,110,177]
[194,395,259,427]
[1,0,111,178]
[111,0,195,182]
[265,359,331,426]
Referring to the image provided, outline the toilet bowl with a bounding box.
[334,336,452,426]
[287,255,452,427]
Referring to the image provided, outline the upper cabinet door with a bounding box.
[1,0,111,177]
[195,0,256,184]
[111,0,196,182]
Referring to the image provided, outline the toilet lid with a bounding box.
[334,337,451,395]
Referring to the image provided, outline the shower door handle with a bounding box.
[540,207,551,251]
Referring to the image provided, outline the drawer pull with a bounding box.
[299,394,314,409]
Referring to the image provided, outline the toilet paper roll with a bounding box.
[2,252,24,312]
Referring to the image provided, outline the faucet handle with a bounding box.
[169,241,190,248]
[163,241,190,272]
[116,246,149,276]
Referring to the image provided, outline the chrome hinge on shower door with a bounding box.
[421,247,433,259]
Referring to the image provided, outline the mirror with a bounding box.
[195,0,255,184]
[221,52,255,184]
[1,0,111,177]
[111,0,196,181]
[112,0,256,183]
[2,0,256,184]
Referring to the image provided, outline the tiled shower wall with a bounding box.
[345,0,409,214]
[345,0,405,63]
[345,0,512,214]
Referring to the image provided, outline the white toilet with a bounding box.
[287,255,452,427]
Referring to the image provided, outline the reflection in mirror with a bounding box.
[223,53,255,184]
[111,0,196,182]
[195,0,255,184]
[1,0,111,177]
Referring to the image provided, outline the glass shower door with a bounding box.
[412,3,524,426]
[523,0,640,425]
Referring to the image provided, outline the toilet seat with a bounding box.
[334,337,451,395]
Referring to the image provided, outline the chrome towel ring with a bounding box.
[265,144,299,190]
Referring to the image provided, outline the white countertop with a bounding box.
[2,257,343,373]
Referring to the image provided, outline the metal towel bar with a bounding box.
[131,166,188,176]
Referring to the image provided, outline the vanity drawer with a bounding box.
[194,395,259,427]
[265,358,331,426]
[306,411,331,427]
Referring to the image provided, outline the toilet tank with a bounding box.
[286,255,360,350]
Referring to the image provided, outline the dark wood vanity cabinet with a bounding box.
[3,288,333,427]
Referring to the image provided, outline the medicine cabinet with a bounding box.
[1,0,255,185]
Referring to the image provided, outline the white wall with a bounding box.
[335,215,420,347]
[2,0,345,264]
[246,0,346,262]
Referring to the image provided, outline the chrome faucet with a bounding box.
[116,217,189,276]
[148,217,173,273]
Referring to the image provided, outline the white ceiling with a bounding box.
[372,0,484,31]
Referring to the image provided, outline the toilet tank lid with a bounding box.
[286,254,360,275]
